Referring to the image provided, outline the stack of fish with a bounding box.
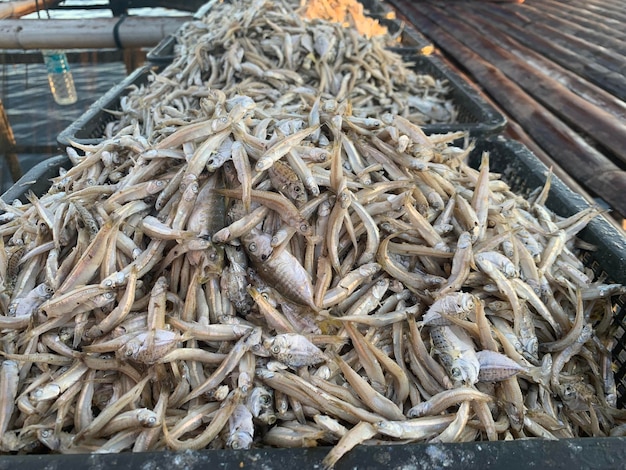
[0,0,624,466]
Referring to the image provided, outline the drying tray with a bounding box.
[2,137,626,468]
[58,53,505,150]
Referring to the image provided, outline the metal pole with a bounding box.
[0,17,190,50]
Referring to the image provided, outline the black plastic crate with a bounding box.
[56,65,160,148]
[2,137,626,467]
[145,34,178,64]
[471,138,626,284]
[146,47,504,136]
[412,54,506,137]
[1,436,625,469]
[471,137,626,405]
[1,154,70,204]
[59,54,504,149]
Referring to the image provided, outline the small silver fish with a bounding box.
[263,333,327,368]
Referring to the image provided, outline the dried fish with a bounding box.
[0,0,622,464]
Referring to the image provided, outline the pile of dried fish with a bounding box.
[1,0,625,465]
[114,0,455,140]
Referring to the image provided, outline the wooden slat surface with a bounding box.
[520,2,626,54]
[568,0,626,20]
[481,3,626,75]
[389,0,626,219]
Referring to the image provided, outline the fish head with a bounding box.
[247,386,273,418]
[227,431,253,450]
[263,335,287,357]
[451,357,480,386]
[101,270,127,289]
[558,381,593,411]
[243,230,274,263]
[205,243,225,273]
[137,409,160,428]
[118,338,141,361]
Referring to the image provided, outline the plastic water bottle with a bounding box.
[41,50,77,105]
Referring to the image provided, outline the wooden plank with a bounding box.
[448,11,626,122]
[388,0,626,217]
[538,0,626,33]
[470,6,626,82]
[419,3,626,163]
[501,2,626,56]
[469,5,626,99]
[0,17,189,49]
[581,0,626,11]
[517,23,626,76]
[565,0,626,21]
[535,1,626,42]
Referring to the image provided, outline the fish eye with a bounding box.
[260,254,268,261]
[260,395,271,405]
[294,186,301,192]
[451,367,462,379]
[248,242,257,252]
[231,440,241,449]
[261,292,269,300]
[209,251,217,261]
[271,345,281,354]
[300,223,309,232]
